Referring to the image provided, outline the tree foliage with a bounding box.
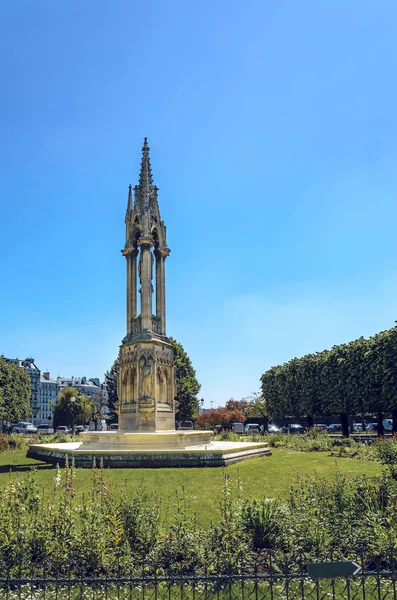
[104,356,120,422]
[169,337,201,421]
[195,408,246,429]
[260,326,397,436]
[225,398,251,417]
[0,358,31,423]
[53,387,93,429]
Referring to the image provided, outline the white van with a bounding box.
[231,422,244,434]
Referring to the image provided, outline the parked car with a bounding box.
[109,423,119,431]
[328,423,342,432]
[37,423,54,434]
[231,422,244,434]
[13,422,37,434]
[281,424,306,434]
[74,425,86,435]
[178,421,194,430]
[268,424,281,434]
[245,423,261,434]
[354,422,368,432]
[367,423,377,431]
[314,424,328,431]
[56,426,69,434]
[366,420,393,432]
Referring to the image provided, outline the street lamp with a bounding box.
[70,396,75,433]
[200,398,204,413]
[70,392,81,434]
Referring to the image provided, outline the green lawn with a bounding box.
[0,448,382,526]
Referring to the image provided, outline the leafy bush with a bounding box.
[374,438,397,478]
[2,460,397,576]
[218,431,241,442]
[266,433,284,447]
[7,434,30,450]
[242,498,287,549]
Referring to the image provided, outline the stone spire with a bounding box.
[138,137,153,195]
[125,184,133,218]
[134,137,158,218]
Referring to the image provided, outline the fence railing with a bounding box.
[1,550,397,600]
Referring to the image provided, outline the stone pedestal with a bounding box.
[117,338,175,432]
[27,438,271,468]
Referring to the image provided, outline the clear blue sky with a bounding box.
[1,0,397,407]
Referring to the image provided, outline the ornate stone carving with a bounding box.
[118,139,175,432]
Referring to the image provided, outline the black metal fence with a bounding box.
[1,552,397,600]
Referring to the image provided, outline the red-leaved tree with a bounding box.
[195,408,246,429]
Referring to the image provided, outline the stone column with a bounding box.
[125,249,138,335]
[129,250,138,325]
[155,250,163,332]
[126,254,131,335]
[155,250,167,335]
[139,240,153,330]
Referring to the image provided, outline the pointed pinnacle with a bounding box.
[138,137,153,195]
[127,184,132,211]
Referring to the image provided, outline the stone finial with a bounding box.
[127,184,132,212]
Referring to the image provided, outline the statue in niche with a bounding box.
[139,355,154,404]
[119,372,127,406]
[130,367,136,403]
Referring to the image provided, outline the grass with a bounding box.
[0,448,382,527]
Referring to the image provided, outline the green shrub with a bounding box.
[242,498,287,549]
[7,434,30,450]
[266,434,285,447]
[374,438,397,478]
[218,431,241,442]
[0,462,396,575]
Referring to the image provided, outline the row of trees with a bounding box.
[0,357,31,423]
[104,337,201,422]
[261,326,397,436]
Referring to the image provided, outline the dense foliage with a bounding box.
[104,356,119,422]
[169,338,201,421]
[52,387,93,429]
[195,407,246,428]
[0,357,31,423]
[1,451,397,578]
[261,326,397,436]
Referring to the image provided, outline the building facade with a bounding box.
[117,138,176,432]
[38,372,58,423]
[57,376,102,397]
